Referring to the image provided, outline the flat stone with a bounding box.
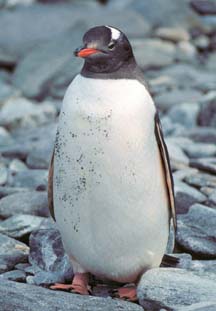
[0,215,45,239]
[173,168,198,181]
[176,41,197,63]
[208,189,216,206]
[0,269,26,282]
[190,0,216,15]
[176,204,216,258]
[132,38,176,70]
[0,191,49,218]
[206,52,216,72]
[190,157,216,174]
[138,268,216,310]
[154,88,202,111]
[155,27,190,43]
[177,301,216,311]
[187,127,216,144]
[0,233,29,273]
[190,259,216,282]
[182,142,216,158]
[26,143,53,169]
[0,123,56,160]
[0,164,8,186]
[165,140,189,169]
[0,80,19,107]
[0,186,29,199]
[0,97,56,130]
[174,179,206,214]
[184,172,216,188]
[0,279,143,311]
[8,169,48,191]
[28,228,73,285]
[167,102,200,129]
[198,92,216,127]
[0,127,14,147]
[9,159,28,172]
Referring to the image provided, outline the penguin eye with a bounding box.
[108,41,115,50]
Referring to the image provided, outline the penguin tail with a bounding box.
[160,254,180,267]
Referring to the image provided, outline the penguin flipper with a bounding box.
[154,112,177,234]
[48,150,55,221]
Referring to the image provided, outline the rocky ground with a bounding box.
[0,0,216,310]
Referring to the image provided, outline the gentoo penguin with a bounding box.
[48,25,176,302]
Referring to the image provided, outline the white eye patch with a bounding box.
[106,26,121,41]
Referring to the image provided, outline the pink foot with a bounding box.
[112,286,138,302]
[50,273,91,295]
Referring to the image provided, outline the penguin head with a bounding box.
[74,26,134,74]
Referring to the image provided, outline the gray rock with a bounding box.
[0,269,26,282]
[0,215,45,239]
[168,102,200,128]
[187,127,216,144]
[0,47,17,67]
[208,189,216,206]
[206,53,216,72]
[0,233,29,273]
[190,157,216,174]
[14,263,31,272]
[190,259,216,282]
[26,143,53,169]
[0,80,19,107]
[0,191,49,218]
[165,140,189,169]
[137,268,216,310]
[154,88,202,111]
[154,27,190,43]
[177,301,216,311]
[173,168,198,181]
[0,97,56,130]
[0,127,14,147]
[9,159,28,172]
[175,41,197,63]
[0,122,56,160]
[132,38,176,70]
[184,172,216,188]
[190,0,216,15]
[198,92,216,127]
[0,164,8,185]
[8,169,48,191]
[182,142,216,158]
[28,228,73,285]
[0,186,29,199]
[0,279,143,311]
[174,179,206,214]
[176,204,216,258]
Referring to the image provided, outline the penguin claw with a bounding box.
[111,286,138,302]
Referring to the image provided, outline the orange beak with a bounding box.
[75,48,100,58]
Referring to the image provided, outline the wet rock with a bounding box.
[0,269,26,282]
[132,38,176,70]
[8,169,48,190]
[155,27,190,43]
[176,204,216,258]
[138,268,216,310]
[167,102,200,128]
[0,97,56,130]
[190,157,216,174]
[0,191,49,218]
[0,215,45,239]
[0,233,29,273]
[0,279,143,311]
[174,179,206,214]
[28,228,73,285]
[190,0,216,15]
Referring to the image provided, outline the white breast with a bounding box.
[54,74,169,282]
